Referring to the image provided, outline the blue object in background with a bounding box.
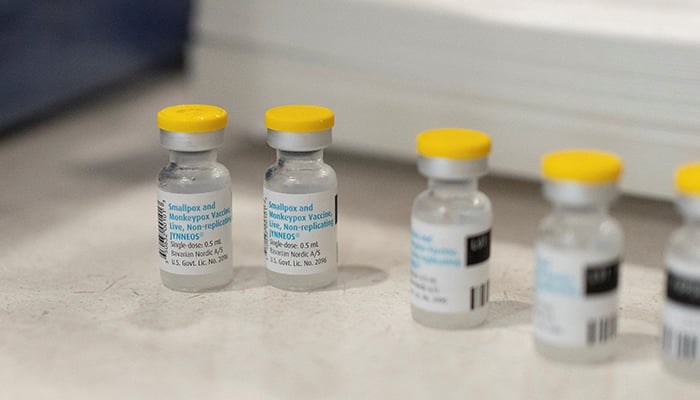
[0,1,191,132]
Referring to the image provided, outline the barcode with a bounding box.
[470,280,489,310]
[662,325,699,361]
[586,315,617,345]
[157,199,167,260]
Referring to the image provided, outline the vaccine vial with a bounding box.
[661,162,700,380]
[533,150,623,363]
[411,128,492,329]
[263,105,338,291]
[156,104,233,292]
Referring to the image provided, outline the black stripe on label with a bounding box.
[466,230,490,266]
[667,271,700,307]
[335,195,338,225]
[585,260,619,295]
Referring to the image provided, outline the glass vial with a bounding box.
[533,150,624,363]
[661,162,700,380]
[156,104,233,292]
[411,128,493,329]
[263,105,338,291]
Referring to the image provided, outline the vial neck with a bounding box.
[679,210,700,228]
[677,197,700,226]
[428,178,478,197]
[553,202,609,217]
[170,150,217,165]
[276,150,324,164]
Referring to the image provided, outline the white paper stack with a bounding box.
[190,0,700,198]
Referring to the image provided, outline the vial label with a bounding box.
[157,188,232,275]
[661,256,700,362]
[533,244,619,347]
[263,189,337,275]
[410,218,490,313]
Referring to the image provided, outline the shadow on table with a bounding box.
[322,264,388,291]
[615,332,658,363]
[227,266,268,291]
[482,299,532,329]
[222,264,388,292]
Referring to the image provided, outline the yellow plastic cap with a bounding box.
[542,149,622,184]
[676,162,700,195]
[265,105,334,133]
[416,128,491,159]
[158,104,227,133]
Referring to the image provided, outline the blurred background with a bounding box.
[3,2,700,397]
[0,0,190,131]
[3,0,700,198]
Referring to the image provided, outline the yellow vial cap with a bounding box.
[675,162,700,195]
[265,105,334,133]
[416,128,491,159]
[158,104,227,133]
[542,149,622,184]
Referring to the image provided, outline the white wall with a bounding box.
[189,0,700,199]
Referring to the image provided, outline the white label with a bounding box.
[263,189,337,275]
[410,218,491,313]
[661,256,700,362]
[157,188,232,275]
[533,244,620,347]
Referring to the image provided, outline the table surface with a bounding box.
[0,72,698,399]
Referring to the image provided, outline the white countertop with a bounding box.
[0,73,698,399]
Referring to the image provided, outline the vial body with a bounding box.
[533,205,623,363]
[661,218,700,379]
[411,179,492,329]
[264,150,338,291]
[158,150,233,292]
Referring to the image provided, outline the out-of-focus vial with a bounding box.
[263,105,338,291]
[411,128,493,329]
[661,162,700,380]
[533,149,623,363]
[156,104,233,292]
